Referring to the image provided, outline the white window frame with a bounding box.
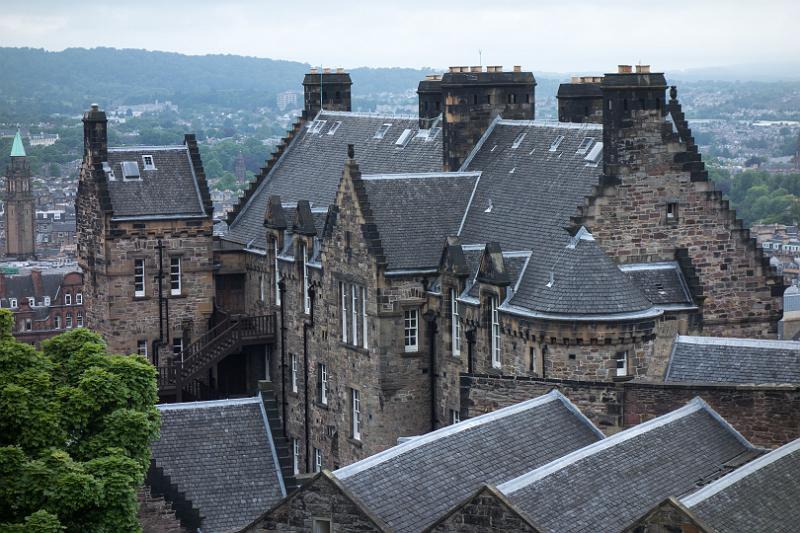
[292,438,300,475]
[319,363,328,405]
[54,315,61,330]
[76,312,83,327]
[312,518,331,533]
[340,282,348,343]
[44,296,51,306]
[137,340,148,357]
[291,353,298,393]
[173,337,183,362]
[134,259,145,297]
[361,286,368,349]
[259,274,265,302]
[64,293,71,306]
[75,293,82,305]
[490,296,501,368]
[273,239,281,307]
[9,298,16,308]
[27,297,35,307]
[314,448,323,473]
[142,155,156,170]
[451,289,461,357]
[351,286,359,346]
[616,351,629,377]
[170,257,181,296]
[351,388,361,440]
[404,308,418,353]
[302,244,311,314]
[66,313,73,329]
[450,409,460,425]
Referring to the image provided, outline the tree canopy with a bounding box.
[0,312,159,532]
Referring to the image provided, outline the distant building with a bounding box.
[276,91,300,111]
[4,131,36,259]
[28,133,59,147]
[0,268,84,345]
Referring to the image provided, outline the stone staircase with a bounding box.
[259,381,303,494]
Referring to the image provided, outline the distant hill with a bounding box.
[0,47,436,121]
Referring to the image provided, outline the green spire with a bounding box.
[10,130,25,157]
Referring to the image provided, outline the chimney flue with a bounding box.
[635,64,651,73]
[618,65,633,74]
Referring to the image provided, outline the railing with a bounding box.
[156,314,276,397]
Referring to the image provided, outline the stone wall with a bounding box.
[241,473,385,533]
[621,498,709,533]
[138,485,190,533]
[574,99,783,338]
[460,374,800,447]
[426,487,541,533]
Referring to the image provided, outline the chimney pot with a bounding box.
[310,67,318,74]
[470,66,482,73]
[336,67,345,74]
[571,76,581,84]
[323,67,331,74]
[91,103,99,111]
[618,65,633,74]
[636,64,651,73]
[513,65,522,72]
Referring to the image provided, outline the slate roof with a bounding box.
[0,271,68,307]
[361,172,480,271]
[225,111,443,250]
[498,399,759,533]
[151,397,285,533]
[333,390,603,533]
[682,437,800,532]
[619,262,695,307]
[665,335,800,384]
[459,119,656,318]
[105,145,208,220]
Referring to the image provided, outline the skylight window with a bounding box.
[584,141,603,164]
[102,161,116,181]
[327,121,342,135]
[576,137,595,155]
[121,161,141,180]
[142,155,156,170]
[549,135,565,152]
[512,132,527,149]
[374,123,392,139]
[311,120,327,134]
[395,128,414,147]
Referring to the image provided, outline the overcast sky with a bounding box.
[2,0,798,73]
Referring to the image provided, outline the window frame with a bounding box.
[64,293,71,306]
[141,155,156,170]
[172,337,183,362]
[291,353,298,393]
[615,351,629,377]
[170,256,182,296]
[44,296,51,306]
[340,282,348,343]
[312,518,331,533]
[9,298,16,308]
[27,297,35,307]
[404,308,419,353]
[137,340,148,357]
[318,363,328,405]
[75,293,82,305]
[134,259,146,297]
[451,289,461,357]
[274,239,281,307]
[351,388,361,441]
[361,286,368,349]
[490,296,501,368]
[292,438,300,475]
[302,243,311,314]
[450,409,460,425]
[65,312,73,329]
[351,286,359,346]
[54,314,61,330]
[76,312,83,327]
[314,448,323,473]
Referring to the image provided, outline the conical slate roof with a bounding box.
[10,131,25,157]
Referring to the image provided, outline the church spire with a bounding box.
[10,130,26,157]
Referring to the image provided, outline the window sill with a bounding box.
[169,293,186,299]
[402,350,424,358]
[348,437,363,448]
[339,342,369,355]
[133,296,150,301]
[315,401,329,410]
[613,375,634,382]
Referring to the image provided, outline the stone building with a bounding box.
[0,268,84,344]
[76,104,222,370]
[204,64,783,471]
[4,131,36,259]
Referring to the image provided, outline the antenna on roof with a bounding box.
[479,49,482,68]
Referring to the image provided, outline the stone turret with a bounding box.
[4,131,36,259]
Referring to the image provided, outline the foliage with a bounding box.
[709,167,800,226]
[0,314,159,532]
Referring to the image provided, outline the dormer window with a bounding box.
[142,155,156,170]
[576,137,595,155]
[28,297,35,307]
[374,123,392,139]
[9,298,17,308]
[327,121,342,135]
[311,120,327,134]
[395,128,414,148]
[549,135,565,152]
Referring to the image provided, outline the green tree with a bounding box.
[0,314,159,532]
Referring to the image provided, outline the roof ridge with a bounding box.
[497,119,603,131]
[319,110,420,120]
[334,390,566,479]
[108,145,187,151]
[497,398,716,494]
[681,437,800,508]
[157,396,261,411]
[675,335,800,350]
[361,171,482,181]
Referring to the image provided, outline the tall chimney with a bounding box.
[82,103,108,163]
[302,68,353,119]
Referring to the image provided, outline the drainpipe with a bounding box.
[303,286,316,472]
[278,279,287,435]
[423,309,438,432]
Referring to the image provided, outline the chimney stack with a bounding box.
[82,103,108,163]
[302,67,353,119]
